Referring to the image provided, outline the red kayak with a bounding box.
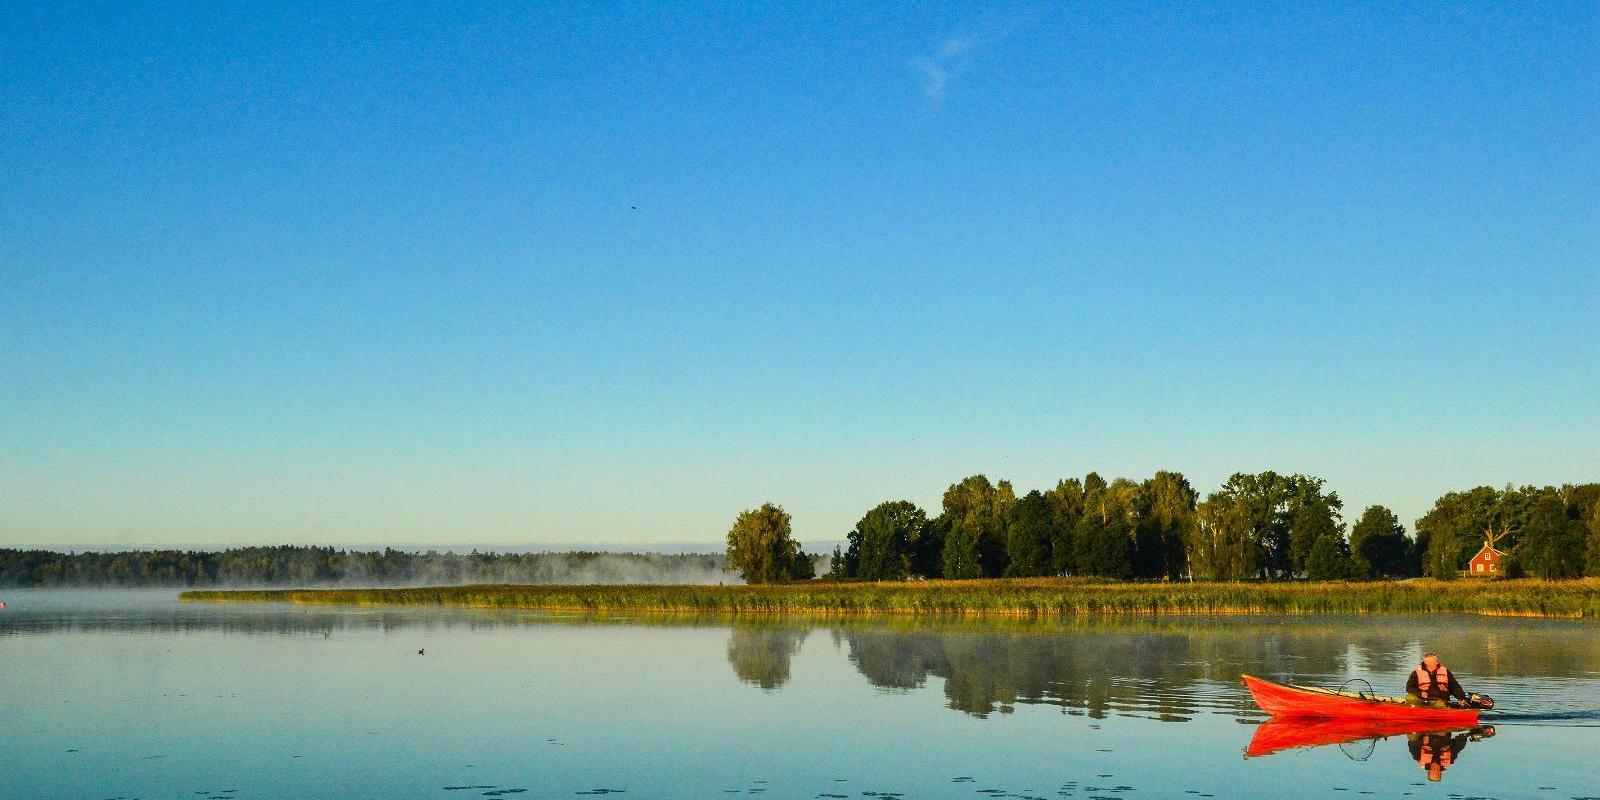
[1242,674,1480,726]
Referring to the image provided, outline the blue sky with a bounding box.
[3,2,1596,548]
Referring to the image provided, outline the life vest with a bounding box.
[1414,662,1452,701]
[1417,736,1453,769]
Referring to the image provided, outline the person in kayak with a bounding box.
[1405,653,1467,708]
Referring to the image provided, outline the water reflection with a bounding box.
[5,594,1600,800]
[15,596,1594,725]
[1408,727,1494,782]
[839,622,1256,719]
[823,617,1600,721]
[726,623,810,690]
[1247,718,1497,783]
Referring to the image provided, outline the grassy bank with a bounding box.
[180,578,1600,618]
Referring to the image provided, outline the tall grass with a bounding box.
[181,578,1600,618]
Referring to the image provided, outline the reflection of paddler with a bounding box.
[1407,727,1493,782]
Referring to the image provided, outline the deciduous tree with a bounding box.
[848,500,929,581]
[939,475,1015,579]
[1348,505,1412,579]
[1004,491,1053,577]
[1587,500,1600,578]
[1076,478,1135,579]
[1517,493,1585,579]
[726,503,807,584]
[1287,478,1343,576]
[1138,471,1197,580]
[1044,478,1085,576]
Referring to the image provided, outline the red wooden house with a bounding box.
[1467,543,1507,576]
[1465,522,1511,577]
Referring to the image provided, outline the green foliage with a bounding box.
[1516,494,1586,579]
[726,503,808,584]
[1416,484,1600,577]
[24,478,1600,592]
[1348,505,1413,579]
[828,545,849,580]
[1193,471,1304,580]
[1043,478,1085,575]
[907,513,946,579]
[791,549,817,580]
[846,500,929,581]
[1135,471,1197,580]
[1501,551,1526,579]
[1417,486,1513,576]
[1588,501,1600,578]
[938,476,1014,579]
[1003,491,1053,577]
[1569,485,1600,525]
[1191,498,1247,581]
[1076,479,1135,579]
[1287,479,1343,576]
[1305,532,1351,580]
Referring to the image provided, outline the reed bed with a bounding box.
[181,578,1600,619]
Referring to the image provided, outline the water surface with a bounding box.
[4,590,1598,799]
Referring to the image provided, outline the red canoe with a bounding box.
[1242,674,1479,726]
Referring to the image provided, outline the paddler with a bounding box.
[1405,652,1467,708]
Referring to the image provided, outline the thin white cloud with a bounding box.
[937,35,973,59]
[910,13,1041,109]
[909,32,982,108]
[910,56,949,105]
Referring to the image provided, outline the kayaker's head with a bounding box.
[1421,652,1440,670]
[1428,763,1443,782]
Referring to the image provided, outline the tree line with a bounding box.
[725,473,1600,583]
[0,546,730,588]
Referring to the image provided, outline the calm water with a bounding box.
[4,591,1599,800]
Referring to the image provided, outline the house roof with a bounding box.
[1471,544,1507,559]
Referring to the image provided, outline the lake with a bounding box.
[3,590,1598,799]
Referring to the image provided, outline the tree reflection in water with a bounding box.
[837,619,1395,720]
[725,622,811,690]
[725,616,1600,722]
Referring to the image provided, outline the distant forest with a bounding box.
[812,473,1600,584]
[10,475,1598,589]
[0,547,730,588]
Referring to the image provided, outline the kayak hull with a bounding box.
[1242,674,1479,726]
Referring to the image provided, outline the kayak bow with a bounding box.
[1242,674,1480,725]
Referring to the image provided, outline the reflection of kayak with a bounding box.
[1242,674,1480,725]
[1245,716,1472,757]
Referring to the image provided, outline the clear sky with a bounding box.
[3,2,1596,549]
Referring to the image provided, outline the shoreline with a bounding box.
[180,578,1600,619]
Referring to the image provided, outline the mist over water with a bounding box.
[325,551,742,587]
[0,548,748,589]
